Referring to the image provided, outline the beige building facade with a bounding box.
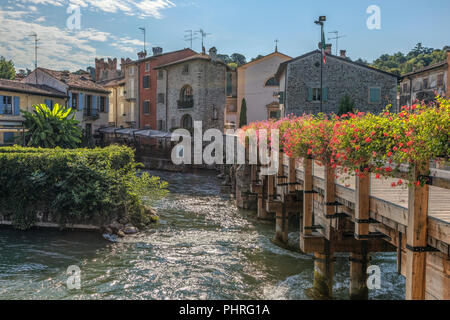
[237,51,291,125]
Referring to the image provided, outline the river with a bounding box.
[0,170,405,300]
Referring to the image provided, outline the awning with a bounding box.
[134,130,191,139]
[115,128,140,136]
[98,126,120,134]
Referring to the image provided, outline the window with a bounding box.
[278,92,285,104]
[158,93,165,104]
[369,87,381,103]
[423,78,429,89]
[265,77,279,87]
[157,120,165,131]
[402,83,408,94]
[99,96,106,112]
[307,88,327,102]
[182,64,189,74]
[129,67,135,75]
[3,96,12,115]
[181,114,193,129]
[3,132,15,144]
[72,93,78,109]
[270,110,281,119]
[85,95,92,115]
[143,101,150,114]
[145,62,150,72]
[143,75,150,89]
[437,74,444,87]
[178,85,193,108]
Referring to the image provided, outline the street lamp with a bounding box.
[314,16,326,114]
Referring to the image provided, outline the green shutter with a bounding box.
[307,88,313,102]
[0,95,4,114]
[370,88,381,103]
[279,92,285,104]
[323,88,328,102]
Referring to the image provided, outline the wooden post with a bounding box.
[350,242,369,300]
[267,174,275,200]
[310,241,334,300]
[355,170,370,239]
[257,176,269,219]
[324,164,336,217]
[303,158,313,235]
[405,163,429,300]
[288,157,297,193]
[275,208,286,243]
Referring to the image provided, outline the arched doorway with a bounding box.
[181,114,193,129]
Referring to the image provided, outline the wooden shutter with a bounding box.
[78,93,84,111]
[105,96,109,113]
[307,88,313,102]
[323,88,328,102]
[13,96,20,116]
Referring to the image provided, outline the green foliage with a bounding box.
[21,104,82,149]
[0,146,168,230]
[337,95,355,116]
[371,43,448,75]
[239,98,248,128]
[0,56,16,80]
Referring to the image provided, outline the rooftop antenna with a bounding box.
[139,27,147,55]
[274,39,279,52]
[29,32,39,83]
[195,29,211,53]
[328,31,346,55]
[184,30,198,50]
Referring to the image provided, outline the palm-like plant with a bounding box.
[22,103,82,148]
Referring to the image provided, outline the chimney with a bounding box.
[137,50,147,60]
[340,50,347,58]
[209,47,217,62]
[318,42,332,54]
[152,47,163,56]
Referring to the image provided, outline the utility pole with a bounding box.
[29,32,39,83]
[328,31,346,55]
[195,29,211,53]
[315,16,326,114]
[139,27,147,54]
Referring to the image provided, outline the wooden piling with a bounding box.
[349,242,369,300]
[303,158,313,235]
[355,170,370,239]
[405,163,429,300]
[310,241,334,300]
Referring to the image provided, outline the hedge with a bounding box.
[0,145,168,230]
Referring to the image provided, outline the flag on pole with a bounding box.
[321,27,327,64]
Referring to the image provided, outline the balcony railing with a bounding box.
[84,108,99,120]
[177,98,194,109]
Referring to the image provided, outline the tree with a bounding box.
[231,53,247,66]
[239,98,248,128]
[251,55,264,62]
[0,56,16,80]
[217,54,232,64]
[337,95,355,116]
[22,103,82,148]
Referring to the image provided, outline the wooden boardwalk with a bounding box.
[237,152,450,300]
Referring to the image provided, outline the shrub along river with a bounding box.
[0,170,405,299]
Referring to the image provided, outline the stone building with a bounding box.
[121,48,197,130]
[276,47,399,115]
[399,50,449,106]
[237,50,291,124]
[0,79,67,145]
[225,69,238,129]
[23,68,111,139]
[154,48,227,132]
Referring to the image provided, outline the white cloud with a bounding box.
[17,0,176,18]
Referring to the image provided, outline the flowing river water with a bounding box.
[0,170,405,300]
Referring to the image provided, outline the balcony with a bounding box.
[177,97,194,109]
[84,108,99,121]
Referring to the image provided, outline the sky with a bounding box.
[0,0,449,72]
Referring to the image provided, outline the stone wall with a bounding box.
[157,58,226,132]
[286,52,398,115]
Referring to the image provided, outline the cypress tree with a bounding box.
[239,98,247,128]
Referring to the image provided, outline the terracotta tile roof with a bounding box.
[154,53,228,69]
[0,79,67,98]
[97,76,126,87]
[38,68,110,94]
[122,48,197,66]
[401,61,447,78]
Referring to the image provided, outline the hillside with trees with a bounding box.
[358,43,449,76]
